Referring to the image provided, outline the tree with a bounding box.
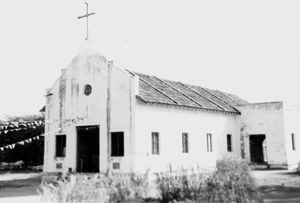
[0,114,45,168]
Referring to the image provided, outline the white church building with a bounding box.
[43,43,300,173]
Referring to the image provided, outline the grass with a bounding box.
[39,156,262,202]
[155,169,210,202]
[155,156,260,202]
[40,172,150,203]
[2,168,300,202]
[204,156,260,202]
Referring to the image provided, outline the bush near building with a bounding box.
[40,157,261,203]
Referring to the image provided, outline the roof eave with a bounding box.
[136,96,240,115]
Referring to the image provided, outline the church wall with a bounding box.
[238,102,287,167]
[283,105,300,170]
[44,54,111,173]
[44,78,61,172]
[109,67,135,173]
[134,102,240,173]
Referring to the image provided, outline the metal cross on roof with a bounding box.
[77,2,95,40]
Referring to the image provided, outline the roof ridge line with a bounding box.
[179,82,226,111]
[154,76,203,108]
[203,88,240,113]
[138,77,179,105]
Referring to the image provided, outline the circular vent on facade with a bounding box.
[84,84,92,96]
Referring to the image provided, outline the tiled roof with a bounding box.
[133,72,248,114]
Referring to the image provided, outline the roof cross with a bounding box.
[77,2,95,40]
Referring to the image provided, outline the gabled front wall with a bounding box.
[238,102,287,166]
[44,54,134,173]
[134,102,241,173]
[44,54,109,173]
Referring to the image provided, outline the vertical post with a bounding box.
[240,123,246,159]
[106,61,113,172]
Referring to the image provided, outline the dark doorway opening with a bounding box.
[249,134,266,164]
[77,125,99,172]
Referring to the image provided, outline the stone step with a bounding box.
[250,164,269,170]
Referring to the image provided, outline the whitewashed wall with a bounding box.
[134,102,240,173]
[43,49,135,173]
[109,67,135,173]
[44,53,109,173]
[283,104,300,170]
[238,102,287,167]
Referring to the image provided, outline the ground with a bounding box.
[0,171,42,202]
[254,170,300,202]
[0,170,300,202]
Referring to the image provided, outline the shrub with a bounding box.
[156,169,209,202]
[156,171,183,202]
[40,174,109,203]
[180,169,209,201]
[205,156,260,202]
[103,172,149,202]
[40,157,261,202]
[40,172,149,203]
[156,157,261,203]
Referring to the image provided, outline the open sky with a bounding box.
[0,0,300,118]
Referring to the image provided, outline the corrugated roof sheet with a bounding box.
[134,72,248,114]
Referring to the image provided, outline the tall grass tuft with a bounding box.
[40,157,261,202]
[156,168,209,202]
[40,172,149,203]
[103,171,149,202]
[156,157,261,202]
[40,174,108,203]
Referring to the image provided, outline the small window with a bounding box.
[152,132,160,154]
[111,132,124,156]
[56,134,66,157]
[84,84,92,96]
[182,133,189,153]
[227,134,232,152]
[292,133,296,151]
[207,133,212,152]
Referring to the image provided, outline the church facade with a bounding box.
[43,46,300,173]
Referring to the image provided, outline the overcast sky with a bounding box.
[0,0,300,118]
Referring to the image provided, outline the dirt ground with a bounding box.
[254,169,300,202]
[0,171,42,202]
[0,170,299,202]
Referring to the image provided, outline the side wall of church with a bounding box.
[283,105,300,170]
[134,102,241,173]
[238,102,287,167]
